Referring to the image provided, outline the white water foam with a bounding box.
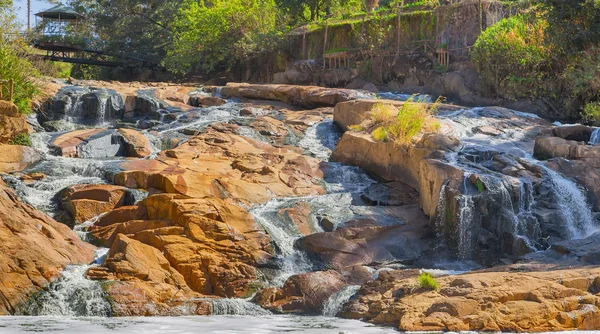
[322,285,361,317]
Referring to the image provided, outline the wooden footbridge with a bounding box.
[31,4,150,68]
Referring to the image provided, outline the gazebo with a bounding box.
[33,4,86,52]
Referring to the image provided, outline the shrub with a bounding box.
[417,272,438,290]
[583,102,600,125]
[368,97,440,145]
[472,15,551,100]
[369,103,396,123]
[8,133,31,147]
[563,46,600,114]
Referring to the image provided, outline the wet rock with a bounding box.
[0,144,43,173]
[117,128,153,158]
[51,128,152,159]
[253,271,347,314]
[19,172,46,182]
[276,202,318,236]
[0,184,95,315]
[553,125,593,142]
[43,86,125,126]
[296,215,431,271]
[340,268,600,332]
[361,182,419,206]
[189,95,227,107]
[534,136,600,160]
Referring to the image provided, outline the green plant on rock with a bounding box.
[8,133,31,146]
[417,272,438,290]
[367,97,440,145]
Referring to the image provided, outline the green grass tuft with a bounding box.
[8,133,31,146]
[417,272,438,290]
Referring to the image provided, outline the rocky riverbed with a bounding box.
[0,79,599,332]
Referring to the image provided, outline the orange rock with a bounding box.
[0,144,42,173]
[90,193,274,313]
[117,128,153,158]
[61,184,131,224]
[114,131,325,204]
[0,184,95,315]
[340,268,600,332]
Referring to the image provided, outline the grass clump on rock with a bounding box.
[366,97,441,145]
[417,272,438,290]
[8,133,31,146]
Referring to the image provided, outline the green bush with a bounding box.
[368,97,440,145]
[8,133,31,147]
[472,15,551,100]
[583,102,600,125]
[563,46,600,115]
[417,272,438,290]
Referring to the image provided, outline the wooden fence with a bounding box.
[0,79,14,101]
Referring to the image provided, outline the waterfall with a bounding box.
[590,128,600,144]
[19,248,112,317]
[322,285,361,317]
[539,165,599,239]
[210,298,271,316]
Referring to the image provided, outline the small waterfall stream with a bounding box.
[19,248,111,317]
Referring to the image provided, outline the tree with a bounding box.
[541,0,600,54]
[165,0,279,74]
[66,0,180,65]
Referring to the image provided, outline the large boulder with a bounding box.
[60,184,134,224]
[117,128,153,158]
[219,83,365,108]
[114,131,325,204]
[253,271,347,314]
[296,213,431,272]
[88,193,273,315]
[0,184,95,315]
[51,128,153,159]
[0,144,43,173]
[340,268,600,332]
[553,125,594,142]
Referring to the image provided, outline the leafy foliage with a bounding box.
[563,45,600,113]
[0,0,39,114]
[417,272,438,290]
[165,0,279,74]
[583,102,600,125]
[472,15,552,99]
[541,0,600,54]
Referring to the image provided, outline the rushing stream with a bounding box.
[2,86,599,332]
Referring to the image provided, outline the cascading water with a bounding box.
[436,106,599,262]
[590,128,600,145]
[210,298,271,316]
[322,285,361,317]
[19,248,112,317]
[538,164,598,239]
